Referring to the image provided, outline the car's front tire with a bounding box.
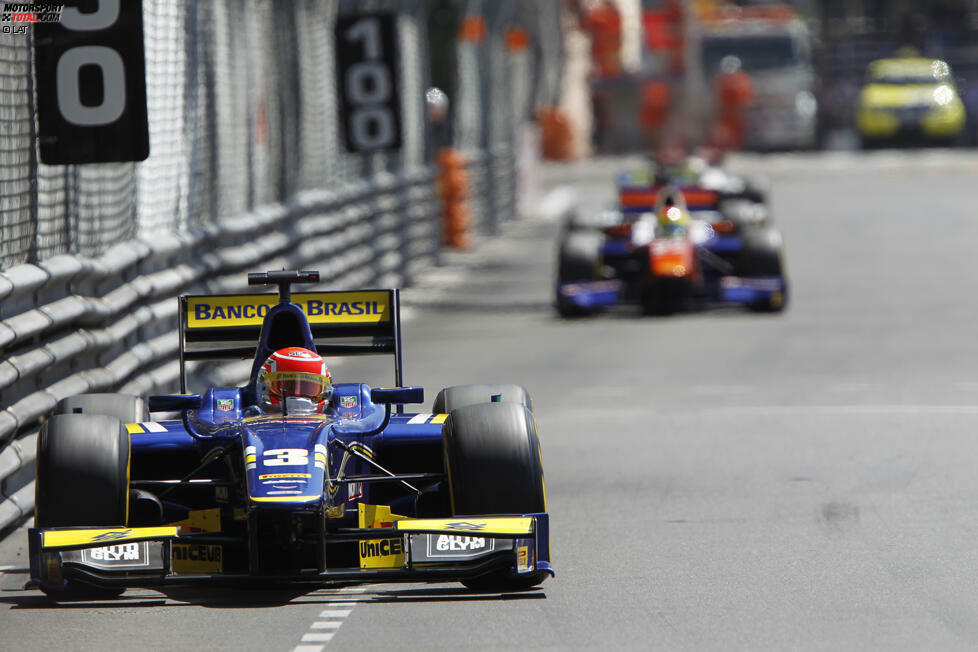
[433,384,532,414]
[442,402,549,591]
[555,231,602,317]
[740,226,788,313]
[55,393,146,422]
[35,413,130,600]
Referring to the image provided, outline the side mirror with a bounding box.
[370,387,424,405]
[148,394,202,412]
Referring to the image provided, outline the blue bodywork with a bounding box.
[29,281,552,591]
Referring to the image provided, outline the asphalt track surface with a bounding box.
[5,151,978,650]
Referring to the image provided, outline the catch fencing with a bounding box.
[0,0,564,536]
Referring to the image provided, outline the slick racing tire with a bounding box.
[442,402,549,591]
[35,413,130,600]
[556,231,601,317]
[739,226,788,313]
[55,393,146,423]
[433,384,532,414]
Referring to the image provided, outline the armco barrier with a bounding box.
[0,170,439,535]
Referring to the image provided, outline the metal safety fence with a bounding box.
[0,0,564,536]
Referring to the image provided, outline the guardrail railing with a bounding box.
[0,169,441,535]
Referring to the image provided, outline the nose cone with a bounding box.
[242,419,329,510]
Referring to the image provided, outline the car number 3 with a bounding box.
[263,449,309,466]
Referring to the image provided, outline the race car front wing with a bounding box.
[27,514,553,591]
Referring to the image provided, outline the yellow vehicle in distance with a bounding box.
[856,56,966,147]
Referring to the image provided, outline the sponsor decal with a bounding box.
[444,521,487,532]
[82,543,148,569]
[216,398,234,412]
[186,291,391,328]
[516,546,530,572]
[340,395,358,409]
[259,473,311,481]
[359,538,403,559]
[410,534,510,563]
[434,535,488,552]
[172,544,222,574]
[347,482,363,502]
[90,544,140,561]
[358,504,407,568]
[91,529,133,542]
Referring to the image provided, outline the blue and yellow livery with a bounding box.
[28,270,552,598]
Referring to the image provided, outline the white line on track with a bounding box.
[690,384,756,395]
[697,404,978,416]
[292,590,366,651]
[319,609,353,618]
[0,565,14,573]
[825,383,875,392]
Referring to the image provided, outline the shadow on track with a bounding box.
[364,585,546,604]
[0,593,167,609]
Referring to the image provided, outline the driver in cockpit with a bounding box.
[653,186,691,239]
[255,346,333,415]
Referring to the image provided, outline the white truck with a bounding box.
[691,6,818,150]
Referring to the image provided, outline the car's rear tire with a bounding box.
[55,393,146,423]
[442,402,549,591]
[555,231,601,317]
[36,413,130,600]
[433,384,532,414]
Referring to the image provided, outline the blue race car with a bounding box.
[556,170,788,316]
[29,270,551,599]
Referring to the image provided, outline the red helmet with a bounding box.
[258,347,333,412]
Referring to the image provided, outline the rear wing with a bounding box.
[619,186,719,213]
[178,289,403,392]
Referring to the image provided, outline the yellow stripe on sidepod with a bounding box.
[431,414,449,424]
[125,423,144,434]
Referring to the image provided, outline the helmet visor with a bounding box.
[265,371,331,401]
